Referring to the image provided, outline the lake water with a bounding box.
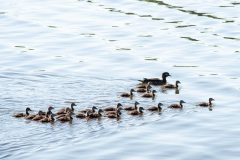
[0,0,240,159]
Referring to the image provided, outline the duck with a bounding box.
[32,111,45,121]
[129,107,144,115]
[163,80,181,89]
[79,106,98,114]
[197,98,215,107]
[120,89,135,98]
[142,90,157,98]
[105,107,122,115]
[136,83,151,93]
[124,101,140,111]
[107,110,121,119]
[41,106,54,116]
[58,112,73,122]
[136,82,151,89]
[40,113,55,123]
[76,111,89,119]
[56,108,72,119]
[89,109,104,118]
[168,100,186,109]
[56,102,76,115]
[14,107,32,118]
[147,103,163,112]
[25,111,39,120]
[104,103,122,112]
[138,72,171,85]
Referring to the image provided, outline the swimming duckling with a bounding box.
[142,90,157,98]
[89,109,104,118]
[40,113,55,123]
[105,107,122,115]
[56,108,72,119]
[79,106,98,114]
[129,107,144,115]
[32,111,45,121]
[136,83,151,93]
[14,107,32,118]
[147,103,163,112]
[139,72,171,85]
[56,102,76,115]
[197,98,215,107]
[76,111,89,119]
[163,80,181,89]
[124,101,140,111]
[107,110,121,119]
[120,89,135,98]
[25,111,39,120]
[168,100,186,109]
[136,82,151,89]
[104,103,122,112]
[58,112,73,122]
[41,106,54,117]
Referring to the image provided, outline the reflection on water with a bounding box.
[0,0,240,159]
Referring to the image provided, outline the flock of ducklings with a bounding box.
[13,72,215,123]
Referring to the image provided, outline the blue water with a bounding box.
[0,0,240,159]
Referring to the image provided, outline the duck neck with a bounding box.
[209,100,212,106]
[134,103,138,109]
[180,102,183,108]
[26,109,29,115]
[130,91,133,96]
[176,82,179,88]
[162,75,167,83]
[71,104,74,111]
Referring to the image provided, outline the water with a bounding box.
[0,0,240,159]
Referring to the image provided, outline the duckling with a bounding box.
[147,103,163,112]
[120,89,135,97]
[79,106,98,114]
[124,101,140,111]
[32,111,45,121]
[89,109,104,118]
[25,111,39,120]
[56,108,72,119]
[136,83,151,93]
[197,98,215,107]
[163,80,181,89]
[129,107,144,115]
[105,107,122,115]
[56,102,76,115]
[41,106,54,116]
[168,100,186,109]
[142,90,157,98]
[14,107,32,118]
[76,111,89,119]
[40,113,55,123]
[107,110,121,119]
[58,112,73,122]
[138,72,171,85]
[136,82,151,89]
[104,103,122,112]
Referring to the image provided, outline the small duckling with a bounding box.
[120,89,135,97]
[25,110,39,120]
[104,103,122,112]
[147,103,163,112]
[142,90,157,98]
[136,82,151,89]
[42,106,54,116]
[129,107,144,115]
[32,111,45,121]
[163,80,181,89]
[58,112,73,122]
[79,106,98,114]
[56,102,76,115]
[105,107,122,115]
[40,113,55,123]
[89,109,104,118]
[138,72,171,85]
[76,111,89,119]
[136,83,151,93]
[14,107,32,118]
[107,110,121,119]
[168,100,186,109]
[124,101,140,111]
[197,98,215,107]
[56,108,72,119]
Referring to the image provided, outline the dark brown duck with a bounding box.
[129,107,144,115]
[197,98,215,107]
[142,90,157,98]
[168,100,186,109]
[104,103,122,112]
[139,72,171,85]
[124,101,139,111]
[14,107,32,118]
[56,102,76,115]
[163,80,181,89]
[147,103,163,112]
[120,89,135,98]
